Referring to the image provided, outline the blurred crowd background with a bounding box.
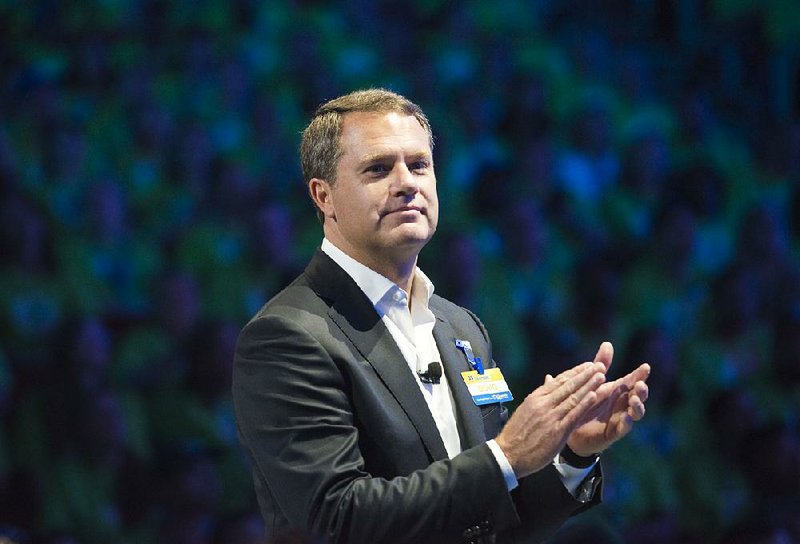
[1,1,799,543]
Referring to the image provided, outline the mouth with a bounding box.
[385,205,424,216]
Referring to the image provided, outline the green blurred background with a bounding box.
[1,1,799,542]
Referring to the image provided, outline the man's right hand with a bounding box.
[494,361,607,479]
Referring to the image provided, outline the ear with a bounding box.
[308,178,336,221]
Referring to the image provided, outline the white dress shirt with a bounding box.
[321,239,595,495]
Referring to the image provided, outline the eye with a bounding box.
[410,160,430,173]
[366,163,390,175]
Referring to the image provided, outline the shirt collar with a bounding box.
[320,238,435,310]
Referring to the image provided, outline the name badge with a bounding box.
[461,368,514,405]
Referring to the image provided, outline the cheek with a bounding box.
[429,202,439,226]
[427,188,439,223]
[339,194,382,228]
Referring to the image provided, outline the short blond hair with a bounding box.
[300,89,434,221]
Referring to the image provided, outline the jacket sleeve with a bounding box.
[233,312,522,544]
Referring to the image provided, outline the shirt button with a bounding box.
[392,291,405,303]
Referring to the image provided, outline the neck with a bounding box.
[324,234,419,294]
[353,248,418,294]
[381,259,416,294]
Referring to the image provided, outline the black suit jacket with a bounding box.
[233,250,599,544]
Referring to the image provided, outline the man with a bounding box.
[233,89,650,544]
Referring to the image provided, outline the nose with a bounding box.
[392,164,420,197]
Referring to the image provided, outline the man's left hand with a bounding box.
[556,342,650,457]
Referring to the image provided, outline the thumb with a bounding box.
[594,341,614,372]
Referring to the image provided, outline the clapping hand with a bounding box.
[563,342,650,457]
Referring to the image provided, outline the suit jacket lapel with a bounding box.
[431,310,487,450]
[304,250,449,461]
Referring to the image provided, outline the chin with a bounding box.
[394,232,435,252]
[395,220,434,238]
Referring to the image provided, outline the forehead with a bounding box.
[339,111,432,159]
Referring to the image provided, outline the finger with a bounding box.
[609,364,649,396]
[545,374,553,384]
[556,368,606,416]
[587,379,633,423]
[540,362,595,395]
[593,341,614,372]
[633,381,649,403]
[576,379,619,423]
[560,389,599,432]
[593,377,623,403]
[547,363,605,405]
[635,363,651,381]
[623,363,650,385]
[628,394,646,421]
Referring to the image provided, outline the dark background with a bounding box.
[1,1,799,542]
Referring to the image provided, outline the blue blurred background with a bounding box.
[1,1,799,542]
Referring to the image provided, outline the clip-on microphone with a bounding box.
[418,362,442,384]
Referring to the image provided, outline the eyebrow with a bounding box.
[358,150,432,167]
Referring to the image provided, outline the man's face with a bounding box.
[319,111,438,269]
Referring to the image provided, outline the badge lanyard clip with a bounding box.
[455,339,484,374]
